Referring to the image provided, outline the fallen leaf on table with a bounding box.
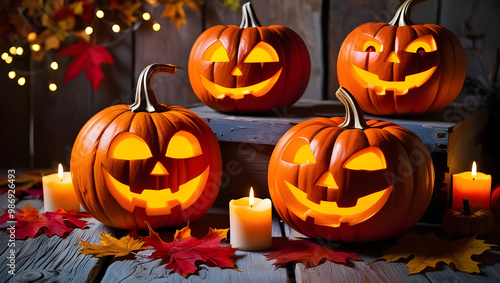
[265,238,361,269]
[0,203,90,239]
[79,232,149,257]
[380,232,496,274]
[141,223,237,278]
[57,40,114,92]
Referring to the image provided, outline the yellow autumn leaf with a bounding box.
[162,0,200,30]
[79,232,149,258]
[380,232,495,274]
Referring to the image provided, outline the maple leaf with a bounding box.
[57,41,114,92]
[0,204,90,239]
[380,232,496,274]
[79,232,149,257]
[265,238,361,269]
[162,0,200,30]
[142,223,237,278]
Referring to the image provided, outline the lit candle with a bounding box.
[229,187,272,250]
[42,164,81,212]
[452,161,491,209]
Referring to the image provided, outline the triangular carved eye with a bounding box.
[282,138,316,164]
[109,133,152,160]
[166,131,202,159]
[202,40,230,62]
[343,146,386,171]
[243,42,279,63]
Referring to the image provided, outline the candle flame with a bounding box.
[471,161,477,178]
[58,163,64,181]
[249,187,254,207]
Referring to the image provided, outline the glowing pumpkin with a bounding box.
[188,2,310,113]
[71,64,222,230]
[268,87,434,242]
[491,185,500,225]
[337,0,466,115]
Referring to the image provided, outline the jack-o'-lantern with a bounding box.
[188,2,310,113]
[268,87,434,242]
[71,64,222,230]
[491,185,500,225]
[337,0,466,115]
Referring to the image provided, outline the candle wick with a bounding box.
[472,178,475,181]
[250,204,253,208]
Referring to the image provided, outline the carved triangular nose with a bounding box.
[151,162,168,176]
[231,66,243,76]
[315,171,338,189]
[385,51,400,63]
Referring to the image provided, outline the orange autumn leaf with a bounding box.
[265,238,361,269]
[161,0,200,30]
[141,223,237,278]
[380,232,496,274]
[79,232,149,257]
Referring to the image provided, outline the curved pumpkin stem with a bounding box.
[130,63,176,113]
[240,2,261,28]
[388,0,426,27]
[336,87,368,130]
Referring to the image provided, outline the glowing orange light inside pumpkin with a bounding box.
[103,167,209,215]
[385,51,400,63]
[202,41,230,62]
[109,132,153,160]
[284,180,393,227]
[405,35,437,53]
[243,42,279,63]
[151,162,168,175]
[315,171,338,189]
[344,146,387,171]
[354,34,383,52]
[282,138,316,164]
[166,131,202,159]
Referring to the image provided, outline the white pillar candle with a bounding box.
[42,164,81,212]
[229,187,272,251]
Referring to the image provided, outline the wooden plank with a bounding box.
[134,2,202,108]
[0,211,115,282]
[100,209,288,282]
[283,224,431,283]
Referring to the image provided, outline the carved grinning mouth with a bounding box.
[102,166,209,216]
[350,64,437,96]
[199,68,282,99]
[282,180,393,227]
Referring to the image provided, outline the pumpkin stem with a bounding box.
[388,0,426,27]
[336,87,368,130]
[240,2,261,28]
[130,64,176,113]
[463,198,471,215]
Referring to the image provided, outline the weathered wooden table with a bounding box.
[1,195,500,283]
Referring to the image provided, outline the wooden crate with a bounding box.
[189,100,462,223]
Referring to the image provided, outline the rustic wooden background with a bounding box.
[0,0,499,170]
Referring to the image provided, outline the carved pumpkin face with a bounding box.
[188,3,310,113]
[196,40,282,100]
[268,88,434,242]
[102,130,210,216]
[71,64,222,230]
[337,0,466,115]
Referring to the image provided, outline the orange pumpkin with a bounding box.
[71,64,222,230]
[268,87,434,242]
[188,2,310,113]
[337,0,466,115]
[442,198,495,238]
[491,185,500,225]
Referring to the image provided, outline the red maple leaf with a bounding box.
[57,41,113,92]
[0,203,90,239]
[141,223,238,278]
[265,238,361,269]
